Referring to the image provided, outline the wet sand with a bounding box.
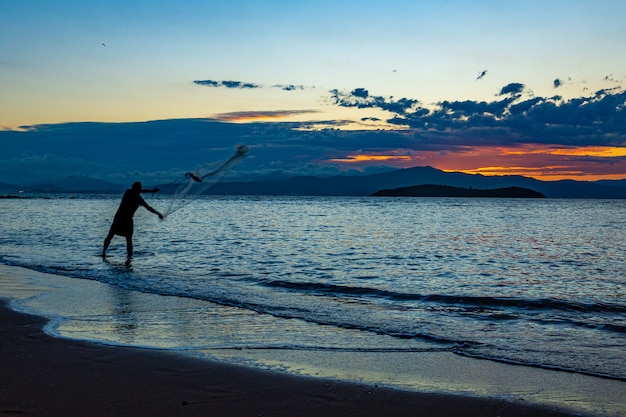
[0,298,583,417]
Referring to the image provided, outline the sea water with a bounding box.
[1,195,625,409]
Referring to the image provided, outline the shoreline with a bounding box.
[1,263,624,416]
[0,298,582,417]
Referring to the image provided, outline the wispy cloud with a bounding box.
[194,80,260,89]
[194,79,309,92]
[214,110,318,122]
[603,74,623,84]
[330,88,421,116]
[273,84,306,91]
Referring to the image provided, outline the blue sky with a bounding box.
[1,0,625,184]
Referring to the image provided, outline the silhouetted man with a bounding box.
[102,182,163,259]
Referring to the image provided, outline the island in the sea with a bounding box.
[371,184,546,198]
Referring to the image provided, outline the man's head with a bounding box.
[132,182,142,191]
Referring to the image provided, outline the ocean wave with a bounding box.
[3,254,626,382]
[256,278,626,315]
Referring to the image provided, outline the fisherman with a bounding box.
[102,182,163,259]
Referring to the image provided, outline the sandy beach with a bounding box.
[0,297,587,417]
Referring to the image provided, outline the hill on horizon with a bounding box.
[2,167,626,199]
[205,166,626,199]
[371,184,546,198]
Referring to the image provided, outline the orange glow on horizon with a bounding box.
[447,166,581,180]
[448,166,626,181]
[504,146,626,158]
[328,154,413,163]
[452,145,626,180]
[328,144,626,181]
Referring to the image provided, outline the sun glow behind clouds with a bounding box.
[452,166,626,181]
[328,145,626,181]
[504,146,626,158]
[328,154,413,163]
[446,145,626,180]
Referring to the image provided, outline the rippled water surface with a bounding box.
[1,195,625,381]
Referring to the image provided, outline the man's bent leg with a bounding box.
[102,232,114,257]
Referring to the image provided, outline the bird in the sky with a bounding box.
[476,69,487,81]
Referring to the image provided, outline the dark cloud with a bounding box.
[498,82,525,96]
[331,83,626,149]
[194,79,260,89]
[352,88,369,98]
[274,84,305,91]
[193,80,221,87]
[194,79,310,91]
[330,88,420,115]
[223,80,258,89]
[1,119,409,183]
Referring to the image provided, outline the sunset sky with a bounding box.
[1,0,626,183]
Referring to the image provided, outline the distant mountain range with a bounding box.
[2,168,626,198]
[0,176,126,194]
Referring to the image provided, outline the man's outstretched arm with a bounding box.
[144,203,164,219]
